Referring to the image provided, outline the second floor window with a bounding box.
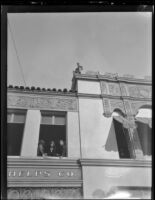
[7,109,26,156]
[37,111,67,157]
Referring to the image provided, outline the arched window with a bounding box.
[135,107,152,157]
[112,110,131,159]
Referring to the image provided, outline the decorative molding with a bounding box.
[100,81,108,94]
[124,100,132,115]
[7,157,80,167]
[74,73,152,85]
[110,99,126,114]
[80,159,152,168]
[7,95,78,111]
[103,99,112,117]
[108,83,121,96]
[120,83,128,96]
[127,85,152,99]
[7,187,83,199]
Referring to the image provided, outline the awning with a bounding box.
[135,117,152,128]
[113,116,137,129]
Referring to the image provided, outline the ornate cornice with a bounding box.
[80,159,152,168]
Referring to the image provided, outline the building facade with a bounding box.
[7,69,152,199]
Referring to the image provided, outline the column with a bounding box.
[127,115,143,159]
[21,110,41,157]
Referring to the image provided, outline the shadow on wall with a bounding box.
[104,121,118,152]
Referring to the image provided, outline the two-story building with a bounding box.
[7,68,152,199]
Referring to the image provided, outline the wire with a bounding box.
[8,19,27,87]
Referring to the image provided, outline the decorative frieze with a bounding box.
[127,85,152,98]
[108,83,121,96]
[110,99,125,114]
[103,99,112,117]
[100,81,108,94]
[7,187,83,199]
[7,95,78,111]
[120,83,128,96]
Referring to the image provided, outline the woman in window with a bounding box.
[37,139,46,156]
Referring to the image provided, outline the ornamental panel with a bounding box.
[100,81,108,94]
[108,83,121,96]
[7,187,83,199]
[7,95,78,111]
[110,99,125,114]
[127,85,152,98]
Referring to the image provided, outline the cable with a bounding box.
[8,19,27,87]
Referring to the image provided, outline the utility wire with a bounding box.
[8,19,27,87]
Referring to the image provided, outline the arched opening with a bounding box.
[135,107,152,157]
[112,109,131,159]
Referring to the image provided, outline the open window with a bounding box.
[7,109,27,156]
[38,111,67,157]
[135,107,152,158]
[112,110,131,159]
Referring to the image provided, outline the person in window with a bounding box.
[48,140,56,157]
[57,139,66,157]
[37,139,46,156]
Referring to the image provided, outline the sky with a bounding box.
[7,12,152,89]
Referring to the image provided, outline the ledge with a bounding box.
[77,93,152,101]
[7,157,81,167]
[79,159,152,168]
[7,180,83,187]
[7,88,77,97]
[74,73,152,85]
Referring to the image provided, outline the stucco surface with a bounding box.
[79,98,119,159]
[82,166,151,199]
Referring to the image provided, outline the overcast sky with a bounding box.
[8,12,152,89]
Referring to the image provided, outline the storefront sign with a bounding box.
[8,169,75,178]
[7,168,81,180]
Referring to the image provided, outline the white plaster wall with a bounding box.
[21,110,41,157]
[67,112,81,158]
[78,80,101,94]
[82,166,152,199]
[79,98,119,159]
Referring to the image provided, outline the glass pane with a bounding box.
[13,113,26,123]
[55,116,66,125]
[7,113,12,123]
[41,115,52,124]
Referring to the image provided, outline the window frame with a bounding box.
[39,110,68,157]
[7,109,27,156]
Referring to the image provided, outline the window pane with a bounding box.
[55,116,66,125]
[7,113,12,123]
[41,115,52,124]
[7,123,25,155]
[13,113,26,123]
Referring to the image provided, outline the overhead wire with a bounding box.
[8,19,27,87]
